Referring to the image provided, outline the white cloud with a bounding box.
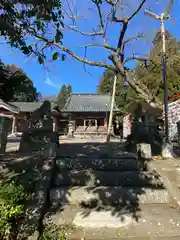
[44,75,60,89]
[43,65,60,89]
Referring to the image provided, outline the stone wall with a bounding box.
[163,99,180,141]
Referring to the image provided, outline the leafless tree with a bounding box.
[31,0,165,109]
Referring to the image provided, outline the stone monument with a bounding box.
[19,101,59,152]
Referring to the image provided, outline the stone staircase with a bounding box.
[49,148,180,239]
[73,125,107,138]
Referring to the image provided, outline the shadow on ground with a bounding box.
[47,141,166,225]
[0,141,168,237]
[57,142,129,158]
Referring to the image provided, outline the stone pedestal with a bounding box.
[137,143,152,159]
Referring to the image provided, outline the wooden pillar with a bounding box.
[11,116,16,134]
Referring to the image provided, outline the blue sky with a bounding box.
[0,0,180,96]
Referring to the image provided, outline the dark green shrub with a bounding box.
[0,181,28,239]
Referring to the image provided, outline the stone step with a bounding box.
[56,143,136,159]
[50,186,169,207]
[56,157,140,171]
[54,170,164,187]
[47,204,180,240]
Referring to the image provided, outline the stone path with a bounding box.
[149,158,180,209]
[49,204,180,239]
[45,142,180,239]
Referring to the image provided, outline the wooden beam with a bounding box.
[0,113,14,118]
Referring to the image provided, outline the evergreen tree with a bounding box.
[0,60,39,102]
[97,69,140,116]
[136,30,180,102]
[0,60,11,100]
[66,84,72,99]
[56,84,73,109]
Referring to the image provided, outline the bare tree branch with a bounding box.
[108,54,162,108]
[27,0,162,109]
[116,20,128,57]
[128,0,146,21]
[82,46,93,76]
[66,26,104,36]
[63,0,77,25]
[122,33,144,48]
[68,43,116,52]
[104,0,117,6]
[126,71,162,108]
[92,0,105,38]
[115,0,146,57]
[120,34,144,62]
[124,55,152,65]
[44,42,116,70]
[120,33,145,61]
[111,0,146,22]
[28,25,116,70]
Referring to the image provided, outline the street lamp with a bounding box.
[144,3,173,143]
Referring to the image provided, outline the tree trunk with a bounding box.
[110,55,162,110]
[126,71,162,109]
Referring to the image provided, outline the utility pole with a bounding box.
[106,75,117,142]
[144,0,173,143]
